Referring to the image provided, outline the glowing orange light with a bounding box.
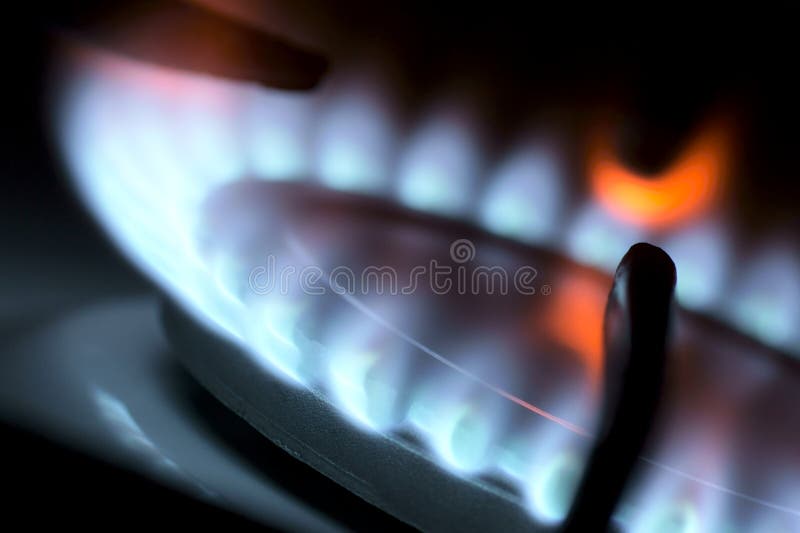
[544,272,607,394]
[589,119,729,228]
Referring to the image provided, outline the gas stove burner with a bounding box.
[49,31,800,533]
[161,180,799,531]
[160,175,677,531]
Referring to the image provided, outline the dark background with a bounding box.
[2,2,798,529]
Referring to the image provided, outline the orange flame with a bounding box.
[589,119,729,228]
[544,271,607,394]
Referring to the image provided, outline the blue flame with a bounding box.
[55,42,800,530]
[479,144,565,244]
[316,91,395,193]
[247,89,314,180]
[566,203,644,271]
[397,111,481,216]
[662,219,731,310]
[728,244,800,353]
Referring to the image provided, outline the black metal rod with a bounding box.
[561,242,676,532]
